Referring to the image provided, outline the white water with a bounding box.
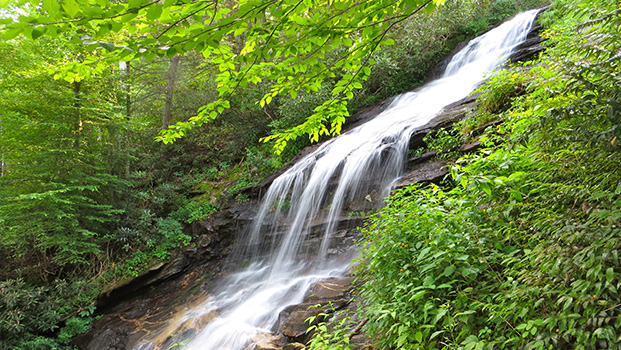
[166,9,539,350]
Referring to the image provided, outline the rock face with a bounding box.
[276,277,354,342]
[394,160,449,189]
[273,277,355,346]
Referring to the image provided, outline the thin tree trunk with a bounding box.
[120,61,131,176]
[73,81,82,149]
[0,117,4,177]
[162,55,180,130]
[120,60,132,118]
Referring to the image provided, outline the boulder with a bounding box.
[97,253,190,308]
[305,277,354,302]
[277,299,350,342]
[252,333,287,350]
[82,328,130,350]
[393,161,449,189]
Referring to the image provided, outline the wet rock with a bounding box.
[305,277,354,302]
[393,161,449,189]
[408,96,479,151]
[468,120,502,138]
[510,23,546,63]
[174,311,217,340]
[277,299,350,342]
[460,141,482,153]
[283,343,306,350]
[407,151,436,166]
[97,253,190,308]
[131,343,154,350]
[83,328,129,350]
[350,334,374,350]
[276,277,356,343]
[252,333,287,350]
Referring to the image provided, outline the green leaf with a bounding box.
[409,290,426,301]
[480,181,491,196]
[606,267,614,282]
[333,1,348,10]
[414,331,423,343]
[63,0,80,17]
[128,0,143,8]
[146,4,163,20]
[405,0,422,8]
[443,264,456,276]
[3,28,22,40]
[42,0,61,14]
[99,41,116,51]
[30,28,45,40]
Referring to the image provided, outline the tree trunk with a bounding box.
[73,81,82,149]
[0,117,4,177]
[162,55,181,130]
[120,61,131,118]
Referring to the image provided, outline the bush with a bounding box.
[346,1,621,349]
[423,127,463,159]
[0,278,96,349]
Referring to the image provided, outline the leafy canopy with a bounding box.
[1,0,445,153]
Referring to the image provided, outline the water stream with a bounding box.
[145,9,540,350]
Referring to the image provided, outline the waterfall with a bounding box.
[158,9,539,350]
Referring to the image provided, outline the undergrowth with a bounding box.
[310,0,621,349]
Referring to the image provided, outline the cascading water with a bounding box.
[144,9,540,350]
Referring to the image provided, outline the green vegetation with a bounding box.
[423,127,463,159]
[310,0,620,349]
[306,305,355,350]
[3,0,451,154]
[2,0,611,347]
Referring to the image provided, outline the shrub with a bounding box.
[348,1,621,349]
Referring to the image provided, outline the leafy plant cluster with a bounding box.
[423,127,463,159]
[332,0,621,349]
[0,278,95,349]
[458,69,531,138]
[306,304,356,350]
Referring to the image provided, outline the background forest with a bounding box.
[0,0,618,348]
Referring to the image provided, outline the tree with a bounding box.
[1,0,445,153]
[0,36,124,278]
[162,54,181,129]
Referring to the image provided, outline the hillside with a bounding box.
[2,0,619,348]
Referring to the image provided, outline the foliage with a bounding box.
[2,0,449,153]
[0,35,126,277]
[423,127,463,159]
[350,0,548,110]
[356,151,620,349]
[306,305,354,350]
[346,0,621,349]
[0,0,587,347]
[476,69,529,114]
[57,315,94,344]
[0,278,95,349]
[457,68,530,139]
[173,198,219,224]
[0,25,207,348]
